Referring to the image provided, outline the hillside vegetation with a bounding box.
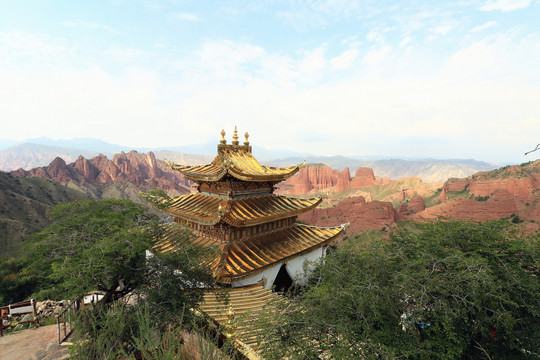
[0,171,89,256]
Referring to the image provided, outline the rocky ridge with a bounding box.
[12,151,192,201]
[408,160,540,231]
[288,160,540,234]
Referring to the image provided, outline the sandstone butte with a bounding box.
[11,151,192,198]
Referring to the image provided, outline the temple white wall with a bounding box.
[231,246,325,290]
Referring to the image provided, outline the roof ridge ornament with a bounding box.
[220,129,227,144]
[232,126,239,146]
[244,132,249,146]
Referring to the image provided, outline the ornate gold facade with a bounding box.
[153,128,346,358]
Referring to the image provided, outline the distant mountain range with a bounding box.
[268,156,499,183]
[0,137,502,182]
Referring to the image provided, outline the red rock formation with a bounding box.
[335,167,350,192]
[397,195,426,220]
[350,167,376,188]
[408,195,426,213]
[73,155,98,181]
[278,165,338,194]
[410,190,518,222]
[299,196,397,232]
[12,151,192,199]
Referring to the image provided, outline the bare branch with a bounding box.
[524,143,540,155]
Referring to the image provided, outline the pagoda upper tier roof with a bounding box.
[154,223,345,283]
[163,193,323,227]
[166,149,304,182]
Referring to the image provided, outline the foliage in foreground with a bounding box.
[70,303,236,360]
[258,220,540,359]
[1,199,217,324]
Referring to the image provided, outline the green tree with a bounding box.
[259,221,540,359]
[23,199,215,316]
[17,198,222,359]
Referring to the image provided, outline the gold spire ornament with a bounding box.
[220,129,227,144]
[244,132,250,146]
[232,126,239,145]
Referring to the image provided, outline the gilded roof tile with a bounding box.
[199,283,278,354]
[167,150,304,182]
[163,193,322,227]
[155,223,345,283]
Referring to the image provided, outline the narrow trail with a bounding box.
[0,325,69,360]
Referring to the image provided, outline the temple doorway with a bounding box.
[272,264,293,294]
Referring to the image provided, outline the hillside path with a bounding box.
[0,325,69,360]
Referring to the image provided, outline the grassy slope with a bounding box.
[0,172,89,256]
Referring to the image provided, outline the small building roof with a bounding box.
[199,283,278,358]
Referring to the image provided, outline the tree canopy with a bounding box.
[17,199,215,316]
[259,220,540,359]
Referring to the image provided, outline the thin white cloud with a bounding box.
[471,21,497,32]
[298,48,327,74]
[366,30,384,43]
[60,20,122,34]
[480,0,532,11]
[399,36,412,48]
[330,49,359,69]
[172,12,199,21]
[432,24,454,35]
[106,46,153,62]
[362,46,391,65]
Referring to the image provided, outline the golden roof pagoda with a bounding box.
[153,128,346,358]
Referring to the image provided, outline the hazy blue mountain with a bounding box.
[24,137,125,154]
[146,141,312,161]
[0,143,101,171]
[0,139,20,150]
[268,156,500,183]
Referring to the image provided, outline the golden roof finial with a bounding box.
[220,129,226,144]
[244,132,250,146]
[232,126,239,145]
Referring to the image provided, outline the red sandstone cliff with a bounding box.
[299,196,397,232]
[411,160,540,229]
[277,165,389,195]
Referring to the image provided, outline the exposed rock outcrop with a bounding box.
[410,160,540,230]
[350,167,376,188]
[12,151,192,201]
[277,165,389,195]
[335,167,351,192]
[278,165,338,194]
[299,196,397,233]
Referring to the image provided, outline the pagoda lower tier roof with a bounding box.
[164,193,322,227]
[199,283,277,356]
[166,150,303,182]
[154,223,345,283]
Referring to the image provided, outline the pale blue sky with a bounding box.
[0,0,539,163]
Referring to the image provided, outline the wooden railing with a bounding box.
[0,299,38,336]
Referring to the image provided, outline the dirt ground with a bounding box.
[0,325,69,360]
